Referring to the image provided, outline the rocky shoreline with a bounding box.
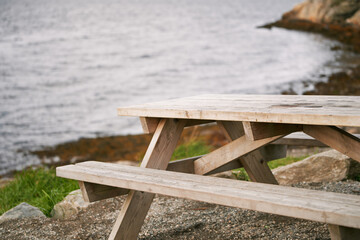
[262,0,360,96]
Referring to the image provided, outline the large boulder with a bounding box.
[273,150,360,185]
[0,202,45,223]
[282,0,360,26]
[347,9,360,25]
[51,189,90,220]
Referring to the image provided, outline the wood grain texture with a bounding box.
[118,94,360,127]
[303,125,360,162]
[218,121,278,184]
[140,117,214,134]
[59,161,360,205]
[139,117,159,134]
[77,155,200,203]
[78,181,129,202]
[193,129,283,175]
[57,163,360,229]
[242,122,302,141]
[109,118,186,240]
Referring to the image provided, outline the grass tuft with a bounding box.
[232,156,308,181]
[0,168,79,217]
[171,141,212,160]
[0,141,315,218]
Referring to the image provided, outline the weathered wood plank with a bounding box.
[166,156,199,173]
[118,95,360,127]
[242,122,302,141]
[216,120,245,139]
[193,132,284,175]
[328,224,360,240]
[78,181,129,202]
[109,118,186,240]
[139,117,160,134]
[217,121,278,184]
[77,155,199,203]
[76,147,288,203]
[65,161,360,205]
[303,125,360,162]
[57,163,360,229]
[140,117,214,134]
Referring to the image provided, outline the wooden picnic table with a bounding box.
[57,94,360,240]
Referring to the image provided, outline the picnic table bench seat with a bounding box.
[56,94,360,239]
[57,161,360,239]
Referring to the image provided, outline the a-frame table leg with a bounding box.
[217,121,278,184]
[108,118,187,240]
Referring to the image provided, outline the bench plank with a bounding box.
[57,162,360,229]
[118,94,360,127]
[75,161,360,205]
[75,149,285,204]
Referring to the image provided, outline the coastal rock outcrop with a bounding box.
[273,150,360,185]
[0,202,45,223]
[282,0,360,26]
[262,0,360,53]
[347,9,360,25]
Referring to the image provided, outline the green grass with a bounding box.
[171,140,212,160]
[0,168,79,217]
[0,141,311,218]
[232,156,308,181]
[268,156,308,169]
[0,141,211,217]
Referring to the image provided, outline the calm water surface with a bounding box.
[0,0,357,175]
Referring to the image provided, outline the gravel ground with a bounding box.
[1,180,359,240]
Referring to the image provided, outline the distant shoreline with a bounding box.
[260,1,360,96]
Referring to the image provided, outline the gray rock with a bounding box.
[0,202,45,223]
[273,150,360,185]
[51,189,90,220]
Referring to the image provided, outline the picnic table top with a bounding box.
[117,94,360,127]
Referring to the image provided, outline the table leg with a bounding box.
[217,121,278,184]
[303,125,360,162]
[328,224,360,240]
[108,118,187,240]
